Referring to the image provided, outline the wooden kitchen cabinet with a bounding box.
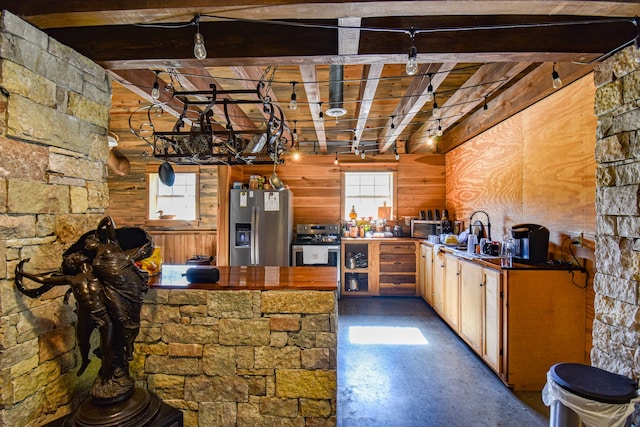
[443,253,460,332]
[419,244,434,305]
[341,239,416,297]
[422,244,587,390]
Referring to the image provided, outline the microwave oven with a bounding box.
[410,220,443,238]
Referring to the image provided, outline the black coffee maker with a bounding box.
[510,223,549,264]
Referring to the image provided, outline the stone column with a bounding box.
[592,46,640,380]
[0,11,112,426]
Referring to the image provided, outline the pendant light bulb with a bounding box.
[425,74,434,102]
[193,32,207,60]
[406,45,418,76]
[394,148,400,161]
[289,82,298,110]
[151,79,160,101]
[436,120,443,137]
[334,153,339,165]
[551,63,562,90]
[427,135,434,146]
[361,151,366,159]
[318,102,324,119]
[432,100,440,119]
[482,96,489,117]
[354,148,359,156]
[293,121,299,142]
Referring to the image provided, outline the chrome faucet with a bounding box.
[469,210,492,240]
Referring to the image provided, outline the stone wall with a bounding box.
[0,11,111,426]
[136,288,337,426]
[591,46,640,381]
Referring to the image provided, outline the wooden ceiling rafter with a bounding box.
[299,65,328,153]
[353,63,385,151]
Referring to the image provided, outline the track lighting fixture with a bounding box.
[406,28,418,76]
[436,119,443,137]
[289,81,298,110]
[552,63,563,90]
[193,15,207,60]
[151,71,160,100]
[432,95,441,119]
[426,74,434,102]
[334,152,339,165]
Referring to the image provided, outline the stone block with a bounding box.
[144,288,169,304]
[270,315,301,332]
[261,291,336,315]
[141,304,181,325]
[619,216,640,238]
[66,90,110,128]
[270,331,289,347]
[594,80,623,116]
[16,300,71,342]
[255,346,300,369]
[594,293,640,329]
[69,186,88,214]
[595,235,640,281]
[12,359,60,403]
[0,10,48,50]
[147,373,185,391]
[613,108,640,135]
[259,397,298,417]
[49,152,104,182]
[209,290,255,318]
[591,347,634,378]
[596,185,639,216]
[1,61,55,107]
[0,214,35,239]
[135,342,168,356]
[169,289,208,306]
[0,179,6,214]
[145,355,201,375]
[219,319,270,346]
[54,213,103,244]
[202,345,236,376]
[199,401,237,427]
[276,369,336,399]
[247,376,266,396]
[161,323,218,344]
[301,314,330,332]
[316,332,337,350]
[86,181,109,210]
[616,161,640,186]
[236,346,254,369]
[19,240,67,271]
[0,136,49,182]
[168,343,203,358]
[301,348,330,370]
[593,272,638,305]
[7,179,69,214]
[2,337,37,371]
[300,398,332,418]
[36,215,55,237]
[595,134,628,164]
[180,304,208,317]
[288,331,316,349]
[185,375,249,403]
[622,70,640,104]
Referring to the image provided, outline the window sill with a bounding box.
[145,219,200,228]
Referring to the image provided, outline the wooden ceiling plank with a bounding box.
[338,17,361,55]
[299,65,328,152]
[438,61,594,152]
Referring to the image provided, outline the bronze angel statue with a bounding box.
[15,217,154,403]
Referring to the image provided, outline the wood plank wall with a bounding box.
[445,74,597,360]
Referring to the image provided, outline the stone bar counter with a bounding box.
[134,265,338,426]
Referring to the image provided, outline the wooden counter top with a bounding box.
[149,265,338,291]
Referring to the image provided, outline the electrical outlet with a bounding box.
[569,231,584,247]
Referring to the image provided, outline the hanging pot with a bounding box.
[158,161,175,187]
[269,160,285,191]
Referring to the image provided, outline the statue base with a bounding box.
[44,388,182,427]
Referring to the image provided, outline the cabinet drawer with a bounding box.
[380,253,416,264]
[379,242,415,253]
[379,274,416,284]
[379,282,416,295]
[380,261,416,272]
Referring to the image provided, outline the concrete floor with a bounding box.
[337,297,550,427]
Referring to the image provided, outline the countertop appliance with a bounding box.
[229,189,293,266]
[511,223,549,264]
[410,219,443,239]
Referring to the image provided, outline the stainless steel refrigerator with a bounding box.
[229,189,293,266]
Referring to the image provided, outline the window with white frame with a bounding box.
[147,166,198,221]
[343,171,394,220]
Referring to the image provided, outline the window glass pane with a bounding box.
[344,172,393,220]
[148,172,197,220]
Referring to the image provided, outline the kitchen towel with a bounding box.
[302,245,329,264]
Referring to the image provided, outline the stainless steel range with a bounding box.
[291,224,340,268]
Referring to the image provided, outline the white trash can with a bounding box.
[543,363,639,427]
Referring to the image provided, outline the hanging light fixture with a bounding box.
[193,15,207,60]
[394,147,400,161]
[390,116,395,130]
[361,150,366,159]
[436,119,443,137]
[482,96,489,116]
[432,94,441,118]
[318,102,324,119]
[551,63,563,89]
[289,81,298,110]
[292,120,299,141]
[151,70,160,101]
[425,73,434,102]
[334,152,339,165]
[406,28,418,76]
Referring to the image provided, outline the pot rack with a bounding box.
[130,80,291,166]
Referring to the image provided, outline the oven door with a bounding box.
[291,245,340,267]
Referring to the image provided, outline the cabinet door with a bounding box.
[424,245,434,305]
[483,268,502,374]
[444,253,460,332]
[342,242,375,295]
[459,260,483,353]
[432,250,445,315]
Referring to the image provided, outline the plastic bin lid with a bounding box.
[550,363,638,404]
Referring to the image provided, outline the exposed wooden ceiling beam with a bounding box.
[353,64,385,150]
[299,65,328,153]
[377,62,457,152]
[438,61,595,152]
[338,17,361,55]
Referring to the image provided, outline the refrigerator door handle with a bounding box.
[253,205,260,264]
